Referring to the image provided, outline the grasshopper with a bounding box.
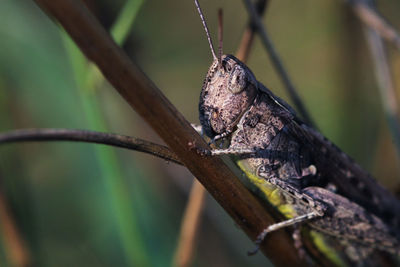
[194,0,400,264]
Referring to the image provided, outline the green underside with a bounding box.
[236,159,346,266]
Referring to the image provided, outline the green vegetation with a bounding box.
[0,0,399,266]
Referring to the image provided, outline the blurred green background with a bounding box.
[0,0,399,266]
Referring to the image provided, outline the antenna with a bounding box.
[218,9,223,66]
[194,0,218,61]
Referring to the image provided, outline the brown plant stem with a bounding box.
[173,179,206,267]
[354,0,400,159]
[351,0,400,51]
[32,0,304,265]
[0,183,31,267]
[173,2,270,264]
[236,0,269,62]
[0,128,181,165]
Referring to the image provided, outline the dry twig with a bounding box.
[236,0,269,63]
[173,179,206,267]
[0,176,30,267]
[352,0,400,158]
[32,0,304,265]
[174,2,270,264]
[351,0,400,51]
[0,128,181,164]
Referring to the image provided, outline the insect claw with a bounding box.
[188,141,212,156]
[247,244,261,256]
[202,149,212,156]
[248,229,268,256]
[207,139,216,146]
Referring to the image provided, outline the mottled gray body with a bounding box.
[199,54,400,261]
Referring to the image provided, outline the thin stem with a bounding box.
[173,6,272,263]
[236,0,269,62]
[355,0,400,159]
[365,29,400,156]
[351,0,400,51]
[242,0,315,128]
[32,0,304,265]
[0,128,182,165]
[62,1,150,263]
[110,0,145,45]
[173,179,206,267]
[0,176,31,267]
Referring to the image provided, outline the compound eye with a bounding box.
[228,66,247,94]
[225,62,232,72]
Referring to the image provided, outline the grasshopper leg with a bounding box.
[293,227,306,259]
[248,211,322,255]
[210,147,258,155]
